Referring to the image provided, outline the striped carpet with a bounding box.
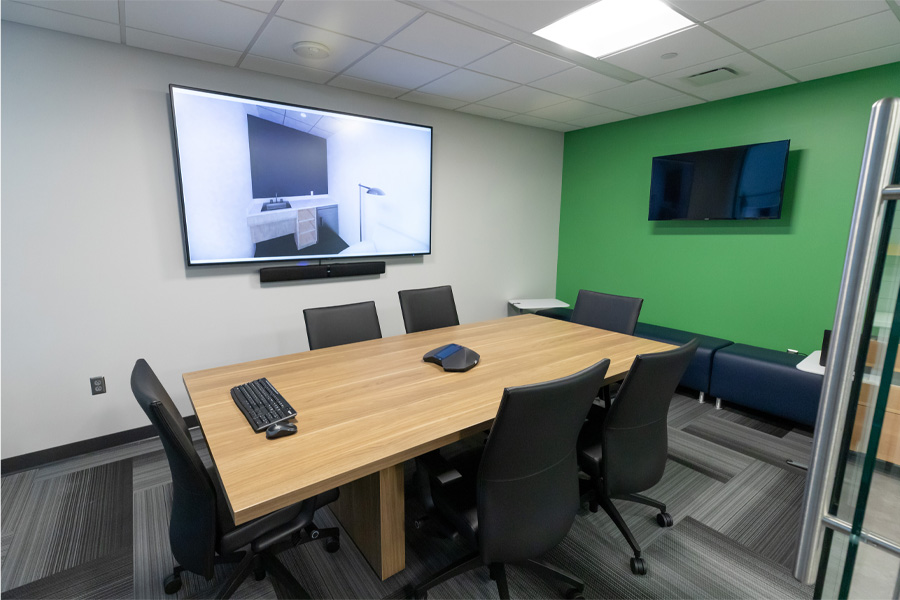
[0,393,815,599]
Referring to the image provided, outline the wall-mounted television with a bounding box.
[169,85,433,266]
[648,140,790,221]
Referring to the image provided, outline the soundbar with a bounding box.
[260,261,386,283]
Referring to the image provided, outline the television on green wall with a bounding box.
[648,140,790,220]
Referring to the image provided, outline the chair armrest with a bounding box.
[417,450,463,489]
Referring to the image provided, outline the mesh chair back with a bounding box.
[398,285,460,333]
[476,359,610,564]
[602,339,698,496]
[131,359,217,578]
[304,301,382,350]
[571,289,643,335]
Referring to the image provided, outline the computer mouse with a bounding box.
[266,422,298,439]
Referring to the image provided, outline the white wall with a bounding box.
[0,22,564,459]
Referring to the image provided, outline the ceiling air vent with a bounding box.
[685,67,739,86]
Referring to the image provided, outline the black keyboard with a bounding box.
[230,378,297,432]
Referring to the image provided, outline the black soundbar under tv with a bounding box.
[259,261,386,282]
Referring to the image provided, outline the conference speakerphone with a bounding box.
[424,343,480,372]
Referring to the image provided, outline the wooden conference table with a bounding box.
[182,314,675,580]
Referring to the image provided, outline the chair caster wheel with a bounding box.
[163,573,183,594]
[657,512,673,527]
[631,557,647,575]
[565,587,585,599]
[326,538,340,553]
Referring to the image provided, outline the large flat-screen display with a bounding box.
[169,85,433,265]
[648,140,790,221]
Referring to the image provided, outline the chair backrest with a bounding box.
[304,301,382,350]
[476,359,610,565]
[602,339,699,496]
[571,289,643,335]
[131,359,217,578]
[398,285,460,333]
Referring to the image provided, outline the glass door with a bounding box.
[795,98,900,599]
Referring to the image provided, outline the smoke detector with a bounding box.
[293,42,330,59]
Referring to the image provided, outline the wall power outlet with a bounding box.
[90,376,106,395]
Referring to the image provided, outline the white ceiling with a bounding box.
[3,0,900,131]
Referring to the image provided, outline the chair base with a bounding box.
[410,552,585,599]
[582,488,673,576]
[163,522,339,598]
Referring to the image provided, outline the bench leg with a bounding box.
[698,391,705,404]
[715,397,723,410]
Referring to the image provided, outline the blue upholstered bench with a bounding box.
[709,343,822,427]
[633,323,733,401]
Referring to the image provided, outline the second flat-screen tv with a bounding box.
[648,139,790,221]
[169,85,433,265]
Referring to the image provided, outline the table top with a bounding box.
[183,314,675,525]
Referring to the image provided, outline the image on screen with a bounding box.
[169,85,433,265]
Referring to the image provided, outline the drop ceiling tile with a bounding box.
[126,28,243,66]
[457,104,518,120]
[276,0,421,44]
[399,91,468,110]
[602,26,744,78]
[328,74,407,98]
[240,54,336,84]
[505,114,574,131]
[527,99,615,122]
[478,85,569,112]
[384,13,508,66]
[754,11,900,72]
[124,0,266,51]
[13,0,120,23]
[225,0,278,14]
[467,43,573,83]
[1,1,121,43]
[529,66,627,97]
[581,79,684,112]
[417,69,519,103]
[248,16,375,72]
[664,0,758,22]
[788,43,900,82]
[343,47,456,89]
[567,110,634,128]
[652,52,795,101]
[449,1,594,35]
[707,0,887,49]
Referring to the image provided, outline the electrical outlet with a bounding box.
[90,376,106,395]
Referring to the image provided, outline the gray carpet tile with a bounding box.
[2,552,133,599]
[666,394,714,430]
[711,405,795,437]
[648,517,813,599]
[1,469,36,565]
[667,427,754,483]
[1,459,132,592]
[683,413,812,474]
[689,461,806,569]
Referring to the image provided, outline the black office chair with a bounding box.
[411,359,610,600]
[303,300,382,350]
[571,289,643,335]
[577,339,698,575]
[398,285,460,333]
[131,359,340,598]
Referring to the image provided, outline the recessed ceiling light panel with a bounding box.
[534,0,694,59]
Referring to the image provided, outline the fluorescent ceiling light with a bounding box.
[534,0,694,59]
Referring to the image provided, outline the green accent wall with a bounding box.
[557,62,900,352]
